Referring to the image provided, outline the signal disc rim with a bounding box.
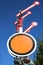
[7,33,37,57]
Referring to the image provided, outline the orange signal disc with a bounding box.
[9,34,34,55]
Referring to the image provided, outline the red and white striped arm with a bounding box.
[22,11,32,19]
[24,22,38,33]
[16,1,40,17]
[14,21,18,24]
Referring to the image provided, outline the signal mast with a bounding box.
[7,1,40,65]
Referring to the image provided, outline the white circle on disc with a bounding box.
[7,33,37,57]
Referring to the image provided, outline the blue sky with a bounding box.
[0,0,43,65]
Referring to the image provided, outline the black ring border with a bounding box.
[9,34,35,55]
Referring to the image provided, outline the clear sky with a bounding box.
[0,0,43,65]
